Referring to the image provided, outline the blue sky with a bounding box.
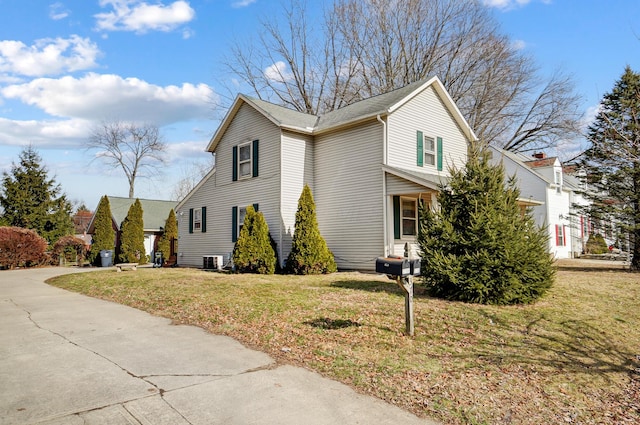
[1,0,639,211]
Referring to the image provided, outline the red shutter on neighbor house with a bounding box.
[563,225,567,246]
[580,216,584,238]
[555,225,559,246]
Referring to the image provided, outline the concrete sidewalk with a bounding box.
[0,267,438,425]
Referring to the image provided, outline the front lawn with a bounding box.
[49,262,640,424]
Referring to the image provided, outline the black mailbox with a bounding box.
[409,258,421,276]
[376,257,421,277]
[376,257,410,276]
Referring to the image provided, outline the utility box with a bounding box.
[203,255,223,271]
[375,257,420,277]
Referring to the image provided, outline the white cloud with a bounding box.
[232,0,256,8]
[49,2,70,20]
[95,0,195,33]
[0,117,92,147]
[1,73,216,125]
[0,36,100,78]
[264,61,294,83]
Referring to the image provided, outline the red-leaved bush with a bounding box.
[0,226,49,269]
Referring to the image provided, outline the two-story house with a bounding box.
[488,147,591,258]
[176,77,476,271]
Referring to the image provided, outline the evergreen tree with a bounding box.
[118,198,146,264]
[286,185,337,274]
[89,195,115,265]
[232,205,276,274]
[417,146,554,305]
[0,146,74,244]
[578,66,640,270]
[157,208,178,262]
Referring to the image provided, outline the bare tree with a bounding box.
[223,0,582,153]
[170,156,215,202]
[87,121,167,198]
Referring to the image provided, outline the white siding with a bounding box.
[177,103,283,267]
[314,120,385,271]
[546,187,572,259]
[385,173,432,194]
[280,130,314,261]
[386,85,469,174]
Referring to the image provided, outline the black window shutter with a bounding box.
[252,139,259,177]
[188,208,194,234]
[232,206,238,242]
[393,196,400,239]
[416,131,424,167]
[201,206,207,233]
[232,145,238,181]
[253,203,259,212]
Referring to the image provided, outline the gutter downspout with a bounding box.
[377,114,389,257]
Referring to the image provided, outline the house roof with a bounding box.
[523,157,560,168]
[383,165,450,191]
[206,76,477,152]
[107,196,177,232]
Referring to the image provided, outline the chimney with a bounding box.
[533,152,546,159]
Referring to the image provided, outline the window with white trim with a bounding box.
[424,136,436,166]
[238,142,252,179]
[401,197,418,237]
[556,224,565,246]
[238,206,247,235]
[193,208,202,231]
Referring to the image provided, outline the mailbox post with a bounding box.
[375,244,419,336]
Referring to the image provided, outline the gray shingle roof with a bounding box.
[242,95,319,130]
[107,196,177,231]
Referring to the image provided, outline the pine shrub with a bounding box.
[89,195,115,265]
[232,206,276,274]
[418,146,554,305]
[286,185,337,274]
[157,209,178,262]
[0,226,48,269]
[118,198,146,264]
[585,233,608,254]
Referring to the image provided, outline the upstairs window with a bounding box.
[416,131,443,171]
[238,143,252,178]
[233,140,259,181]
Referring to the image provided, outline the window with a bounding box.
[193,208,202,231]
[238,143,252,178]
[401,197,418,237]
[188,206,206,233]
[555,170,562,194]
[233,140,259,181]
[238,206,247,235]
[424,136,435,166]
[556,224,565,246]
[232,203,259,242]
[416,131,443,171]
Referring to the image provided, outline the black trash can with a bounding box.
[100,250,114,267]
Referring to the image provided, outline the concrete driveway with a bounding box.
[0,267,438,425]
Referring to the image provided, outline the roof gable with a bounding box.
[206,76,476,153]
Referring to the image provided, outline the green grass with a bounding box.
[48,263,640,424]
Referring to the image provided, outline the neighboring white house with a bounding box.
[176,77,476,271]
[489,147,595,258]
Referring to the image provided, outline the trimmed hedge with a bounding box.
[0,226,48,269]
